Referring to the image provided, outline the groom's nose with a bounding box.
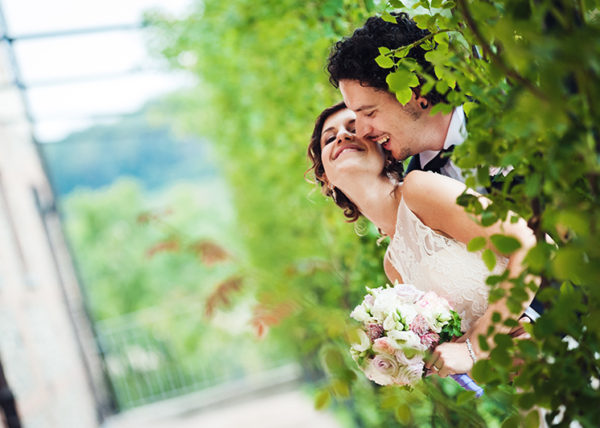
[356,118,372,139]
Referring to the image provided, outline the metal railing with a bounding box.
[94,305,292,411]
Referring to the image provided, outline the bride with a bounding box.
[307,102,537,377]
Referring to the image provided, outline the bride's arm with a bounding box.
[401,171,537,376]
[384,255,403,284]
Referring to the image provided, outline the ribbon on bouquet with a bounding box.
[451,374,484,397]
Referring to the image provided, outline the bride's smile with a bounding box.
[319,108,386,189]
[333,143,364,160]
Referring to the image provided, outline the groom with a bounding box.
[326,11,543,321]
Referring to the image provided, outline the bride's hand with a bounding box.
[425,342,473,378]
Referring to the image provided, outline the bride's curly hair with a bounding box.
[306,102,404,222]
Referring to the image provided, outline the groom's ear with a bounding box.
[413,92,429,110]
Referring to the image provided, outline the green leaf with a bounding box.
[517,340,538,359]
[463,101,477,117]
[375,54,395,69]
[501,414,520,428]
[471,359,492,382]
[389,0,405,7]
[456,390,476,405]
[430,102,453,115]
[395,403,412,424]
[331,379,350,398]
[518,393,538,410]
[524,411,540,428]
[490,234,522,255]
[480,210,498,227]
[413,14,432,29]
[378,46,391,55]
[442,1,455,8]
[431,0,443,8]
[381,11,397,23]
[467,236,486,252]
[314,389,331,410]
[395,88,413,105]
[386,69,420,91]
[482,249,496,271]
[322,348,344,374]
[553,247,586,282]
[393,48,409,58]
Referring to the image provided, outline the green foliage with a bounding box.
[62,178,236,320]
[63,178,297,409]
[375,1,600,425]
[146,0,600,426]
[439,310,462,342]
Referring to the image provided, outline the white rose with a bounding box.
[387,330,426,352]
[371,288,402,320]
[363,354,400,386]
[351,329,371,353]
[350,303,372,323]
[395,303,419,328]
[382,314,398,331]
[392,282,424,303]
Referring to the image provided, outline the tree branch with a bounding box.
[456,0,549,102]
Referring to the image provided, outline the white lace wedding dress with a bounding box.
[385,197,508,332]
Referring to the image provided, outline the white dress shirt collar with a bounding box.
[418,105,467,167]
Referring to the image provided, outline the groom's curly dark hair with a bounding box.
[327,12,446,106]
[307,102,404,222]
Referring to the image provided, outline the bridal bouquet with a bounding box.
[350,282,483,396]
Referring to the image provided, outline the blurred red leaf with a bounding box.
[145,240,180,258]
[205,276,243,318]
[190,240,231,266]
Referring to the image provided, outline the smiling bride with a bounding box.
[307,102,537,377]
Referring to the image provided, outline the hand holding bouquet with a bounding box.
[350,282,483,397]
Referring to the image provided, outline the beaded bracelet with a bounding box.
[465,338,477,363]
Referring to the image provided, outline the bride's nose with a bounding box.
[336,129,353,144]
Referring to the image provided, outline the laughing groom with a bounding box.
[325,11,543,321]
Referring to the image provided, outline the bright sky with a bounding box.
[1,0,194,142]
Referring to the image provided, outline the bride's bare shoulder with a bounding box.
[401,170,467,219]
[401,170,447,204]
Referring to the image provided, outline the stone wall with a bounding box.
[0,47,108,428]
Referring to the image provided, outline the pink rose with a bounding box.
[410,314,429,336]
[393,351,425,385]
[400,360,425,385]
[419,332,440,349]
[373,337,397,355]
[367,323,384,341]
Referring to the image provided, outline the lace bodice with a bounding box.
[385,197,508,332]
